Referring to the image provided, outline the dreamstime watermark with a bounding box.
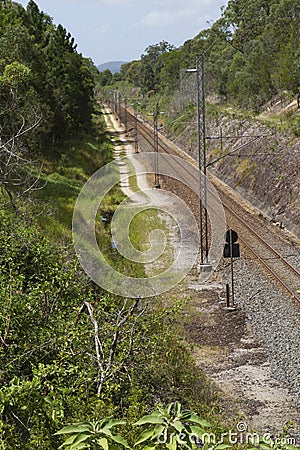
[72,153,226,298]
[156,422,297,447]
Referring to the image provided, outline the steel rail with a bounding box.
[112,105,300,303]
[237,233,300,302]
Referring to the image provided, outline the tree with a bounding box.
[120,61,141,87]
[76,298,145,395]
[139,41,175,93]
[220,0,275,54]
[0,61,42,212]
[98,69,113,87]
[267,0,300,94]
[159,49,182,93]
[0,0,97,158]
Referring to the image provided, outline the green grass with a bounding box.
[123,158,140,193]
[30,112,114,242]
[95,196,170,280]
[33,172,82,242]
[29,104,171,279]
[129,208,173,276]
[259,111,300,136]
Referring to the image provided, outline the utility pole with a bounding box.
[201,55,209,264]
[113,90,117,116]
[153,102,160,188]
[130,102,139,153]
[223,229,240,307]
[124,97,128,134]
[186,55,210,270]
[118,92,121,121]
[148,102,163,188]
[134,107,139,153]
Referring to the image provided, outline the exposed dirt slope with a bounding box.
[166,100,300,237]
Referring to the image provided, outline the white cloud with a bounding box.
[137,0,225,29]
[139,8,199,28]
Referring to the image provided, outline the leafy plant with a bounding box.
[133,401,226,450]
[55,419,130,449]
[54,404,300,450]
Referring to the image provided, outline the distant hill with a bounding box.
[97,61,127,74]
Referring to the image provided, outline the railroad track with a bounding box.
[108,104,300,303]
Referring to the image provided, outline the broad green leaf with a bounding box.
[55,425,92,435]
[98,437,108,450]
[150,425,165,440]
[167,403,173,415]
[96,419,107,429]
[58,433,90,448]
[185,425,206,439]
[174,401,181,417]
[70,433,92,447]
[135,429,156,446]
[134,414,164,426]
[150,409,163,416]
[59,434,78,447]
[188,414,211,428]
[172,420,185,433]
[181,411,193,420]
[105,420,126,429]
[141,446,156,450]
[98,428,113,438]
[69,443,89,450]
[110,433,131,448]
[285,446,300,450]
[214,445,233,449]
[166,434,177,450]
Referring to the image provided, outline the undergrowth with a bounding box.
[1,108,286,449]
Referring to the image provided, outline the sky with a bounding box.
[17,0,228,66]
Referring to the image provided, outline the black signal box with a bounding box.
[223,243,240,258]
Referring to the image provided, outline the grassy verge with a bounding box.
[32,111,113,242]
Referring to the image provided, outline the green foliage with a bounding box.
[0,202,215,448]
[0,0,96,161]
[98,69,113,88]
[139,41,175,94]
[252,438,299,450]
[55,419,130,449]
[55,403,217,450]
[134,401,213,449]
[0,61,31,87]
[57,403,300,450]
[56,406,300,450]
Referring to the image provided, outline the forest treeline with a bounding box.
[101,0,299,111]
[0,0,102,212]
[0,0,96,154]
